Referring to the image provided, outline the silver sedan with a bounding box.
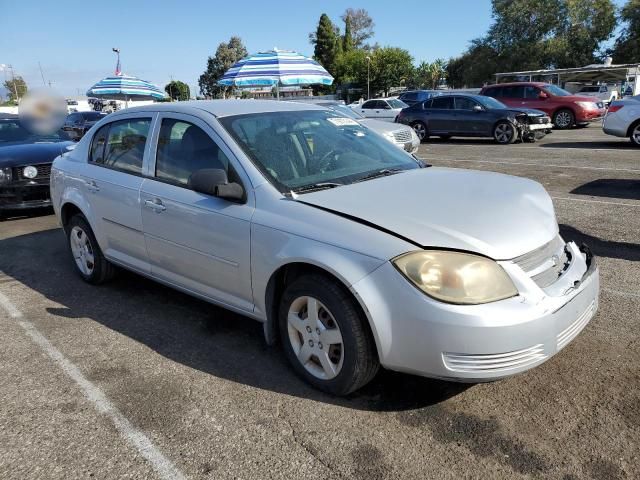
[50,100,599,395]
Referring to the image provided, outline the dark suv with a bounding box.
[480,82,606,129]
[397,90,441,106]
[62,111,107,140]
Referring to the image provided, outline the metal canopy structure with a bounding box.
[494,63,640,94]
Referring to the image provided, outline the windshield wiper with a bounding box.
[353,168,403,183]
[292,182,343,194]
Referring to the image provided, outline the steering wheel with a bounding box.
[315,149,340,173]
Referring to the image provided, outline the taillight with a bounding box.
[608,105,624,113]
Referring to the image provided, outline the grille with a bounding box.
[393,129,412,143]
[512,235,570,288]
[534,116,550,124]
[443,344,546,373]
[16,163,52,180]
[557,301,595,350]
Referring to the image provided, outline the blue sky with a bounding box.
[0,0,626,97]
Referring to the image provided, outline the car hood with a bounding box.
[564,94,603,103]
[502,107,549,117]
[298,168,557,260]
[359,118,411,134]
[0,141,74,167]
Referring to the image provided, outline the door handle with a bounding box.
[85,180,99,193]
[144,198,166,213]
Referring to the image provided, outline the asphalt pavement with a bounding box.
[0,125,638,479]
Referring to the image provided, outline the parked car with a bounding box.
[397,90,441,106]
[396,94,552,144]
[294,100,420,154]
[602,95,640,146]
[575,85,618,105]
[0,114,73,218]
[351,98,408,122]
[62,111,108,140]
[51,100,599,395]
[480,82,606,129]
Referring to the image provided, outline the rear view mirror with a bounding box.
[189,168,244,202]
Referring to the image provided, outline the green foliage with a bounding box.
[164,80,190,101]
[198,36,248,98]
[312,13,341,75]
[411,59,447,89]
[340,8,374,49]
[343,15,354,53]
[3,76,27,101]
[447,0,618,87]
[610,0,640,63]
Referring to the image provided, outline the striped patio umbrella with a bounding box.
[218,49,333,98]
[86,74,167,102]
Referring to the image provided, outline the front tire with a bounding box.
[553,109,575,129]
[411,121,428,143]
[278,274,379,395]
[493,121,517,144]
[66,214,116,284]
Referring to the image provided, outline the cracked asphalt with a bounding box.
[0,126,638,479]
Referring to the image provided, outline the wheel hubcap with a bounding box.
[495,124,512,143]
[69,226,95,276]
[413,123,426,140]
[632,125,640,145]
[556,112,571,127]
[287,296,344,380]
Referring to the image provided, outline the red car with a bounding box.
[480,82,606,129]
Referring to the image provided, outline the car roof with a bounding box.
[483,82,549,88]
[105,99,326,119]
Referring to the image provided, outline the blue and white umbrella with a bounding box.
[219,49,333,97]
[86,74,167,102]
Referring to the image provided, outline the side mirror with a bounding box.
[189,168,244,202]
[538,91,548,99]
[472,105,484,112]
[384,104,392,109]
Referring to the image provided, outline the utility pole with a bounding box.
[38,61,46,86]
[366,56,371,99]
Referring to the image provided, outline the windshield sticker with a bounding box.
[327,117,360,127]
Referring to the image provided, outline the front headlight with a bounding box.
[575,101,598,110]
[393,250,518,305]
[0,167,12,184]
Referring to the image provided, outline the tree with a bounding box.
[412,59,447,89]
[343,15,355,53]
[164,80,190,101]
[340,8,375,49]
[610,0,640,63]
[198,36,248,99]
[3,75,27,102]
[445,56,466,88]
[311,14,341,74]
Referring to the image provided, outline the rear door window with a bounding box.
[430,96,454,109]
[484,87,503,98]
[502,86,525,99]
[91,118,151,175]
[361,100,376,109]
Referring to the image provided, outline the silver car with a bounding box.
[603,95,640,146]
[50,100,599,395]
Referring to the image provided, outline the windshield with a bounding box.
[543,84,571,96]
[0,119,70,144]
[477,96,508,109]
[322,104,363,119]
[220,110,420,192]
[388,99,408,109]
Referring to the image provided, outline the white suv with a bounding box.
[603,96,640,146]
[577,85,618,105]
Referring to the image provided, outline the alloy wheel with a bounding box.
[69,226,95,276]
[287,296,344,380]
[494,123,513,143]
[632,125,640,145]
[412,123,426,140]
[555,111,572,128]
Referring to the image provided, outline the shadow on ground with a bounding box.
[560,224,640,262]
[570,178,640,201]
[541,140,636,150]
[0,227,470,412]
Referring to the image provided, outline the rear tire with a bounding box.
[493,121,517,144]
[278,274,379,395]
[629,121,640,146]
[553,109,575,129]
[411,121,428,143]
[66,214,116,284]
